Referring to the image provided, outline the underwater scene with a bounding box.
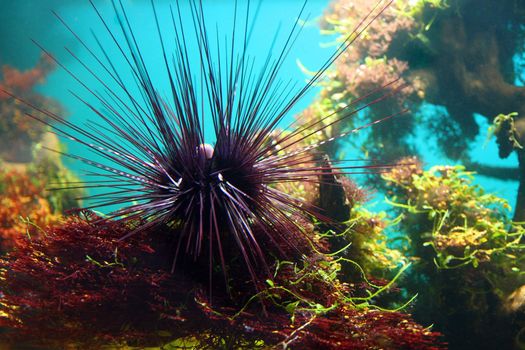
[0,0,523,349]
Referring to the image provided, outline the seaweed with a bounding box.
[383,158,525,349]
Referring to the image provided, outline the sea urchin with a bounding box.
[3,0,403,286]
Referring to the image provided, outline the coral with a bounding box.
[0,54,62,162]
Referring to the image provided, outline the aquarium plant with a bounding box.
[313,0,525,220]
[0,0,447,348]
[0,206,444,349]
[383,158,525,349]
[0,157,82,253]
[0,54,62,163]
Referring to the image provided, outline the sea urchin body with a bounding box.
[3,0,402,286]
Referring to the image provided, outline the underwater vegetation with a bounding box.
[0,209,443,349]
[0,56,83,253]
[313,0,525,220]
[0,54,63,163]
[383,158,525,349]
[2,0,524,349]
[0,164,60,252]
[0,0,412,292]
[0,0,446,349]
[0,157,82,253]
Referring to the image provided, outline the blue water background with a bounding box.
[2,0,519,215]
[31,0,334,212]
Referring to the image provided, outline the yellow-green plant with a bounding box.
[384,162,524,271]
[382,158,525,349]
[343,205,406,275]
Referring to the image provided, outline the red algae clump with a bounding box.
[0,54,62,162]
[0,167,60,252]
[0,212,192,348]
[0,210,444,349]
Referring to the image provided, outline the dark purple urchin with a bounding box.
[4,0,403,286]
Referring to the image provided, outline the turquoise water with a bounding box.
[7,0,334,211]
[0,0,519,211]
[2,2,525,350]
[396,105,519,209]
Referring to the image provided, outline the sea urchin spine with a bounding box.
[1,0,405,287]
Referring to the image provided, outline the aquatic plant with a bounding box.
[0,212,184,348]
[0,211,443,349]
[0,0,411,289]
[343,205,406,277]
[383,158,525,349]
[196,253,442,350]
[26,155,83,213]
[316,0,525,221]
[0,1,448,348]
[489,112,524,158]
[0,54,62,162]
[383,159,523,270]
[315,0,422,166]
[0,153,82,252]
[0,166,59,252]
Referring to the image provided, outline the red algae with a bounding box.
[0,211,193,348]
[0,211,444,349]
[0,168,60,252]
[0,54,62,162]
[0,54,55,100]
